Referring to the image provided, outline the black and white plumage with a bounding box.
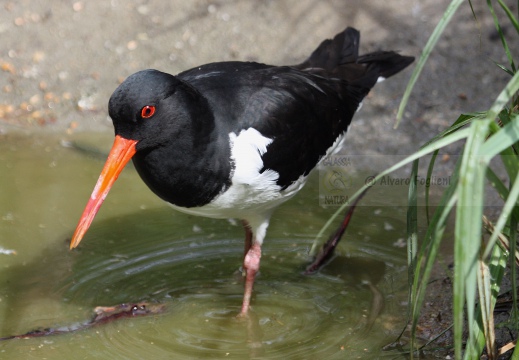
[70,27,414,315]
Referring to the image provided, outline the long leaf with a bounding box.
[407,160,419,357]
[464,240,507,360]
[487,0,517,73]
[395,0,465,127]
[495,0,519,35]
[425,150,439,223]
[484,169,519,258]
[486,166,513,204]
[455,119,490,359]
[477,259,496,359]
[422,112,484,148]
[486,71,519,121]
[410,173,458,358]
[480,114,519,160]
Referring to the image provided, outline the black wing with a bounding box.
[240,68,366,189]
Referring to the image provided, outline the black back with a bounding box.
[177,27,413,190]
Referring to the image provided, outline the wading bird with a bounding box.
[70,27,413,315]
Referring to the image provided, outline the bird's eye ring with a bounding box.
[141,105,156,119]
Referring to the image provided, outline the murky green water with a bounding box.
[0,132,412,359]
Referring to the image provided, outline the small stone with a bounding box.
[137,33,148,41]
[384,221,394,231]
[77,96,96,111]
[137,5,149,15]
[30,13,41,22]
[1,62,15,74]
[19,101,29,111]
[29,94,41,105]
[32,51,45,63]
[73,1,84,12]
[30,110,42,119]
[127,40,138,50]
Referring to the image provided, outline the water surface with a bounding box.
[0,133,411,359]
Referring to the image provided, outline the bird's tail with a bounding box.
[295,27,414,90]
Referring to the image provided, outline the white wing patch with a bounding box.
[169,128,292,220]
[229,128,279,188]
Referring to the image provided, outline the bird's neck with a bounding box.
[132,88,233,208]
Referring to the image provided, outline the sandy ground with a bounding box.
[0,1,512,142]
[1,0,517,357]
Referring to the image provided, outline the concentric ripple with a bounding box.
[41,208,408,358]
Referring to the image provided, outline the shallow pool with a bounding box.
[0,132,411,359]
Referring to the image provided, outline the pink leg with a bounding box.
[240,242,262,316]
[242,220,253,258]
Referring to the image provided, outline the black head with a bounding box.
[70,69,214,249]
[108,69,203,151]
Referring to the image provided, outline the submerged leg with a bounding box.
[242,220,253,259]
[241,242,262,315]
[239,218,269,316]
[304,189,368,274]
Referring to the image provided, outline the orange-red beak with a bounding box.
[70,135,138,249]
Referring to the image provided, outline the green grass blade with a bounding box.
[496,0,519,36]
[486,68,519,121]
[407,160,419,270]
[477,259,496,358]
[406,160,419,356]
[512,340,519,359]
[498,108,512,126]
[510,212,518,322]
[487,0,517,73]
[410,173,458,357]
[483,117,519,191]
[492,60,515,77]
[455,119,490,359]
[464,238,507,360]
[484,170,519,258]
[480,114,519,160]
[421,112,484,148]
[486,166,512,203]
[395,0,464,127]
[425,150,439,223]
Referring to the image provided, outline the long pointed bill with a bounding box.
[70,135,138,249]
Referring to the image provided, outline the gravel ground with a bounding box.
[0,1,512,142]
[1,0,517,356]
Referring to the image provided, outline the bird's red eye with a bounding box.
[141,105,156,119]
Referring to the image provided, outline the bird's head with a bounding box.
[69,69,198,249]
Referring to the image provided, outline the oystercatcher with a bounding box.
[70,27,413,315]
